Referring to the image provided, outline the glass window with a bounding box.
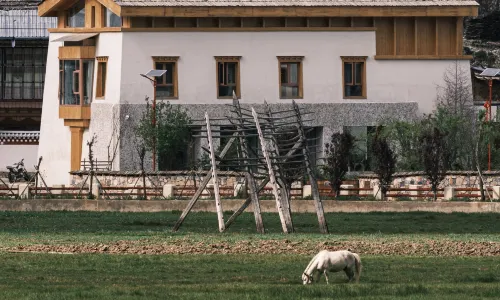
[0,47,47,101]
[59,59,93,105]
[155,61,176,98]
[83,60,94,105]
[67,0,85,28]
[217,61,238,98]
[343,60,365,98]
[105,8,121,27]
[60,60,79,105]
[279,62,301,98]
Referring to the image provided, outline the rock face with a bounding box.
[465,11,500,41]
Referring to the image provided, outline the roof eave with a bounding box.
[118,5,479,18]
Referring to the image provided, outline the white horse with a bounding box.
[302,250,362,285]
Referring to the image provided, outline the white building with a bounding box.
[36,0,479,185]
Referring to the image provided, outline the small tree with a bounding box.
[419,127,450,201]
[135,97,192,170]
[371,129,396,199]
[323,132,355,198]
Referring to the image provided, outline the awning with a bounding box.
[51,33,99,42]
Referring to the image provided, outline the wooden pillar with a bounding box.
[70,127,84,172]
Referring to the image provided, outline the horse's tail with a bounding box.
[352,253,362,283]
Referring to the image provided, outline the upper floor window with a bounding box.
[67,0,85,28]
[342,56,367,99]
[59,59,94,105]
[96,57,108,98]
[153,56,179,99]
[215,56,240,99]
[104,8,121,27]
[0,47,47,101]
[278,56,303,99]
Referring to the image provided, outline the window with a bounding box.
[343,126,376,171]
[67,0,85,28]
[215,56,240,98]
[96,57,108,98]
[278,56,303,99]
[342,56,367,99]
[104,8,121,27]
[152,56,179,99]
[0,47,47,100]
[59,59,94,105]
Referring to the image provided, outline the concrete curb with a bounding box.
[0,199,499,213]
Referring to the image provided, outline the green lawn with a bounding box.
[0,253,499,300]
[0,211,499,246]
[0,211,499,299]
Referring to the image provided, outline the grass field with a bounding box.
[0,211,499,299]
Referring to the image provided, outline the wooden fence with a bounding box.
[0,183,496,200]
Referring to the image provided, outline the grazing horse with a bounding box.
[302,250,362,285]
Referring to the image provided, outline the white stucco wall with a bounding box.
[119,31,471,114]
[38,30,473,184]
[0,145,39,172]
[37,33,73,185]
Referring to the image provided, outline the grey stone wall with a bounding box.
[118,102,419,172]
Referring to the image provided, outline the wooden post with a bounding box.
[224,134,306,230]
[172,135,236,232]
[229,97,264,233]
[264,101,294,231]
[205,113,225,232]
[252,108,290,234]
[292,100,328,234]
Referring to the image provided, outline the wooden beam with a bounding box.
[119,6,478,18]
[205,113,225,233]
[121,26,375,32]
[96,0,121,16]
[252,107,291,234]
[70,127,84,171]
[38,0,80,17]
[57,11,67,28]
[374,55,473,60]
[172,134,237,232]
[49,27,121,33]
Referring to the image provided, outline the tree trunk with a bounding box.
[475,122,486,202]
[433,186,437,202]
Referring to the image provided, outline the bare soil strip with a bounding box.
[4,239,500,256]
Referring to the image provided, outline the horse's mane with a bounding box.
[303,251,322,275]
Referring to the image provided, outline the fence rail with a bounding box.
[1,181,498,200]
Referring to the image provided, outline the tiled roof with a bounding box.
[114,0,479,7]
[0,131,40,144]
[1,0,40,10]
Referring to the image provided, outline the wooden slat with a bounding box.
[416,17,436,55]
[456,16,464,55]
[374,17,394,56]
[395,17,415,55]
[437,17,457,55]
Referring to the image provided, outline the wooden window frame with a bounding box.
[95,56,108,99]
[215,56,241,99]
[278,56,304,99]
[152,56,179,99]
[341,56,367,99]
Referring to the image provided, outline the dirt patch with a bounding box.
[3,239,500,256]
